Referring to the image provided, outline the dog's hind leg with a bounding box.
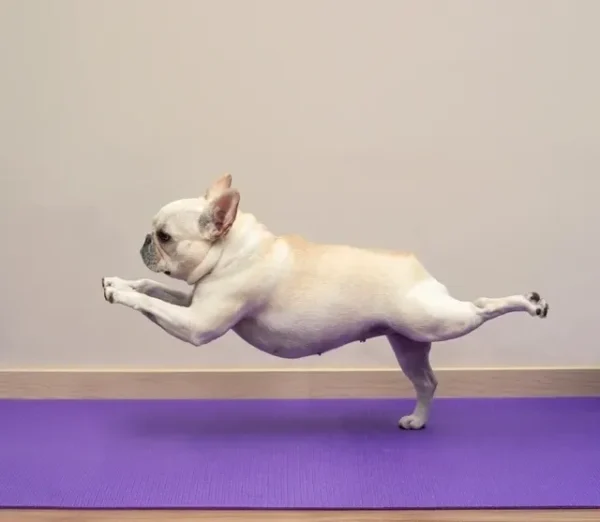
[388,334,436,430]
[393,279,549,343]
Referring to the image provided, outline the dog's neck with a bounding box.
[186,209,275,285]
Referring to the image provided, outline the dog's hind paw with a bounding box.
[398,414,427,430]
[526,291,549,318]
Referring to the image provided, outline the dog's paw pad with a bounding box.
[398,415,427,430]
[526,292,549,318]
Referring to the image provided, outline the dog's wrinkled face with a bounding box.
[140,174,240,283]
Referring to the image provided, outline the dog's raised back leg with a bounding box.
[388,334,437,430]
[393,279,550,343]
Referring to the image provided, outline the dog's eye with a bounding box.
[156,230,171,243]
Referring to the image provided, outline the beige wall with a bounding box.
[1,0,598,370]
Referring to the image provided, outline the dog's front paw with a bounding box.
[102,284,142,310]
[102,277,131,291]
[102,277,135,303]
[103,285,115,303]
[104,286,122,304]
[398,414,427,430]
[526,291,549,318]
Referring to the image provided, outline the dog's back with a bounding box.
[275,234,432,300]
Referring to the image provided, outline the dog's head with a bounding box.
[140,173,240,284]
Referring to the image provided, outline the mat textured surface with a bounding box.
[0,397,599,509]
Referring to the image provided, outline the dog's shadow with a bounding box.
[127,404,401,440]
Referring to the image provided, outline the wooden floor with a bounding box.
[1,510,598,522]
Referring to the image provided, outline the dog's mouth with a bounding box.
[164,270,171,276]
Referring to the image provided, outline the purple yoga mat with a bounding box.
[0,397,599,509]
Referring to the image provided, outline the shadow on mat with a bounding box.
[127,409,406,439]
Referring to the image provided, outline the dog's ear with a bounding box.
[204,173,232,200]
[200,188,240,240]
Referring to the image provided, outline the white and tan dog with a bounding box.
[103,173,549,429]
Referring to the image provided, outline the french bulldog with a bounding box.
[102,173,549,429]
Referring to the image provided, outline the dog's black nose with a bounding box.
[143,234,152,247]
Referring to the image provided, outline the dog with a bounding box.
[102,173,549,429]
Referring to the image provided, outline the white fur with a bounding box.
[103,174,549,429]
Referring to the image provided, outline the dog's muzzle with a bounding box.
[140,234,160,272]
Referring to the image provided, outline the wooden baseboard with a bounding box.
[0,368,598,399]
[0,508,598,522]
